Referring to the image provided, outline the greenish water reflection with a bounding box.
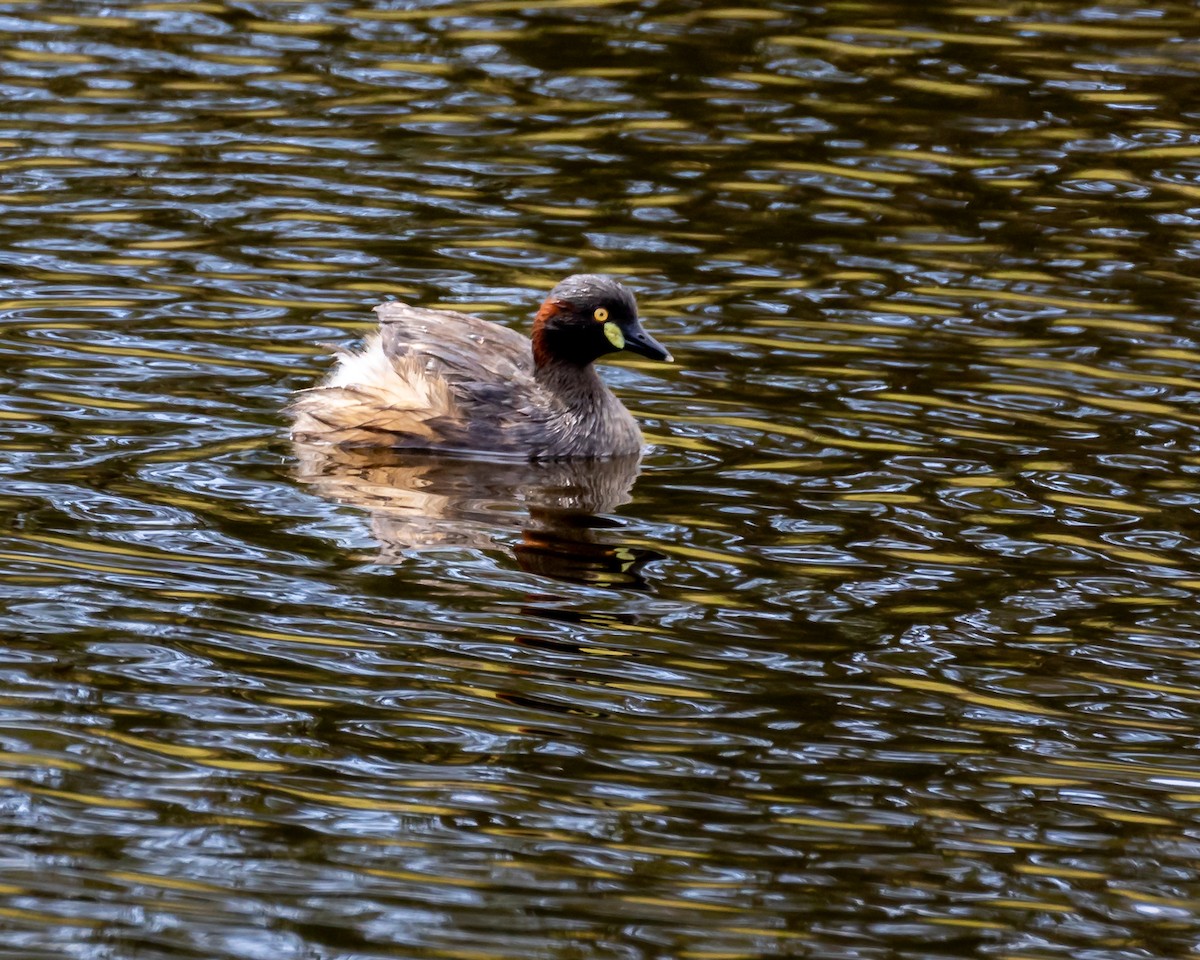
[2,2,1200,959]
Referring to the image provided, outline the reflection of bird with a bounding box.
[290,274,672,460]
[294,443,659,585]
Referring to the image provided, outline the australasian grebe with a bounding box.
[290,274,673,460]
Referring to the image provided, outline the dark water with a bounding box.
[4,2,1200,958]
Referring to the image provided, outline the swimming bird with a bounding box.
[290,274,672,460]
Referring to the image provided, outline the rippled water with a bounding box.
[4,2,1200,958]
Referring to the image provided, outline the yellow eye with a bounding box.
[593,307,609,323]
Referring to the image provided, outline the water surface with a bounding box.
[3,2,1200,958]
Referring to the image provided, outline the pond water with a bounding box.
[4,1,1200,958]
